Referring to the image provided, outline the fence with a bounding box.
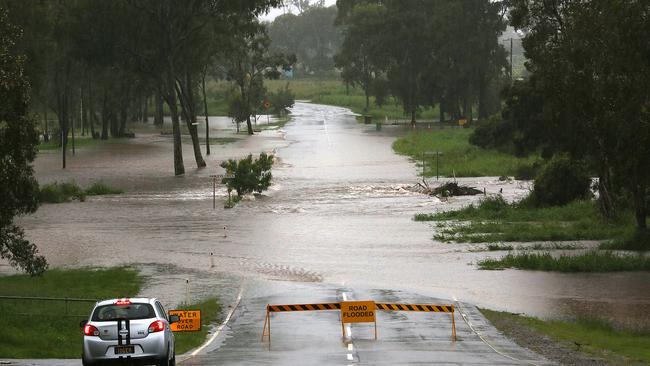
[0,295,97,317]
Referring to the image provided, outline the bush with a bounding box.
[220,153,274,197]
[469,115,511,150]
[268,82,295,116]
[514,161,543,180]
[530,155,591,207]
[39,182,86,203]
[85,182,123,196]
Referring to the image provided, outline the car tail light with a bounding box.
[148,320,165,333]
[114,298,131,306]
[83,324,99,336]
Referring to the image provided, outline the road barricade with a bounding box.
[261,300,456,348]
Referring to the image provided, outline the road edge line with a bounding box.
[178,287,244,363]
[455,302,541,366]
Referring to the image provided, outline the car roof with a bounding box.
[95,298,157,307]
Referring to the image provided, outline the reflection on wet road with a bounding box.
[14,102,650,331]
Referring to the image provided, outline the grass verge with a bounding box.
[481,309,650,365]
[477,251,650,272]
[40,181,123,203]
[173,298,222,354]
[38,136,127,151]
[393,129,538,177]
[0,268,223,358]
[205,79,440,120]
[418,197,634,243]
[0,267,141,358]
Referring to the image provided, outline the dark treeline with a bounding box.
[2,0,293,176]
[267,3,341,77]
[334,0,509,123]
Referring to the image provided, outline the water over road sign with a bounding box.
[169,310,201,332]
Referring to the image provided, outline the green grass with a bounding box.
[418,197,635,243]
[39,181,87,203]
[481,309,650,364]
[40,181,124,203]
[84,182,124,196]
[478,251,650,272]
[0,268,223,358]
[204,79,440,120]
[0,267,141,358]
[38,136,127,151]
[393,129,538,177]
[173,298,222,354]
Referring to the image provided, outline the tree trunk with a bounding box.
[88,75,96,138]
[410,108,416,127]
[163,66,185,175]
[633,183,647,230]
[364,90,369,112]
[202,71,210,155]
[175,72,206,168]
[246,115,254,135]
[118,105,127,137]
[154,88,164,126]
[143,96,149,124]
[101,90,109,140]
[598,161,616,221]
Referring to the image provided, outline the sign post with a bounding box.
[424,151,443,181]
[340,301,377,339]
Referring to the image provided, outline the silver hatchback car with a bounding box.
[81,298,179,366]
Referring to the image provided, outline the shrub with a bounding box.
[268,83,295,116]
[85,182,123,196]
[469,115,511,150]
[531,155,591,207]
[39,182,86,203]
[220,153,274,196]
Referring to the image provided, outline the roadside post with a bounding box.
[423,151,443,181]
[210,170,235,209]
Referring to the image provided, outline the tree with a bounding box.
[268,5,342,76]
[335,0,508,124]
[510,0,650,232]
[0,7,47,275]
[334,4,386,112]
[222,23,295,135]
[220,153,274,196]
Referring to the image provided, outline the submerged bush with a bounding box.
[85,182,123,196]
[39,182,86,203]
[40,181,123,203]
[220,153,274,197]
[530,155,591,207]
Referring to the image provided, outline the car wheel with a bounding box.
[158,349,170,366]
[170,351,176,366]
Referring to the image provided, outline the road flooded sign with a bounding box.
[169,310,201,332]
[341,301,376,323]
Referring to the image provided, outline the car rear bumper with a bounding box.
[82,333,168,363]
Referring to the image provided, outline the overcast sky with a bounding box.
[259,0,337,22]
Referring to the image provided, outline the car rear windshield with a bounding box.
[92,303,155,321]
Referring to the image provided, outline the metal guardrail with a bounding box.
[0,295,98,317]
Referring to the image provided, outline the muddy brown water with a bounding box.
[7,102,650,330]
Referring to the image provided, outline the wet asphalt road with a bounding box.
[180,281,552,365]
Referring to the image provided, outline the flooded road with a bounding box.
[11,102,650,330]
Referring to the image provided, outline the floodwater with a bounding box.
[9,102,650,330]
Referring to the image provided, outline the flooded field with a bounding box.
[8,102,650,330]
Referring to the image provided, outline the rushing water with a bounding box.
[10,102,650,330]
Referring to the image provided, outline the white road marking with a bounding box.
[347,354,353,361]
[455,303,540,366]
[178,287,244,362]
